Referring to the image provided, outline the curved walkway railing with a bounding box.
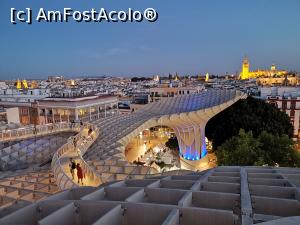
[51,141,78,190]
[0,122,80,142]
[1,119,199,191]
[51,123,102,190]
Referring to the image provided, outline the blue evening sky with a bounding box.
[0,0,299,79]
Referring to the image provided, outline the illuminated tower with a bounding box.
[16,79,22,89]
[174,73,180,81]
[271,64,276,71]
[22,79,28,89]
[205,73,209,82]
[241,57,250,79]
[270,64,276,76]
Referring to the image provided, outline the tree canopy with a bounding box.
[216,129,260,166]
[258,131,300,167]
[217,129,300,167]
[165,137,179,152]
[206,97,293,149]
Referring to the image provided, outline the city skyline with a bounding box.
[1,0,300,79]
[1,1,300,224]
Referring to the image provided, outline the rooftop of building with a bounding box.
[40,94,117,102]
[0,166,299,225]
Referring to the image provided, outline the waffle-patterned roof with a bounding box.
[0,166,299,225]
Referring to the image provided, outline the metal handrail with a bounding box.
[0,122,81,142]
[51,123,101,190]
[75,127,102,185]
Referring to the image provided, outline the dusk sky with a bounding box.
[0,0,299,79]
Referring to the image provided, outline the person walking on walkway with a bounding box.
[69,158,76,180]
[76,163,84,185]
[73,137,77,148]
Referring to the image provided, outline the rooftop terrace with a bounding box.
[0,166,299,225]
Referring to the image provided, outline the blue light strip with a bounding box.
[181,144,208,161]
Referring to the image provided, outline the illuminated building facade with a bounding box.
[240,57,287,80]
[36,95,118,124]
[265,87,300,141]
[16,79,29,89]
[257,76,300,86]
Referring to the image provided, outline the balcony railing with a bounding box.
[0,122,81,142]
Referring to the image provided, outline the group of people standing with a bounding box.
[69,158,85,185]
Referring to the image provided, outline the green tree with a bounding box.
[216,129,261,166]
[217,129,300,167]
[206,97,293,150]
[258,131,300,167]
[165,137,179,152]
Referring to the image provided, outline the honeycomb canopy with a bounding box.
[140,89,241,115]
[0,166,299,225]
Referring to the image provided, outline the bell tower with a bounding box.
[241,56,250,79]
